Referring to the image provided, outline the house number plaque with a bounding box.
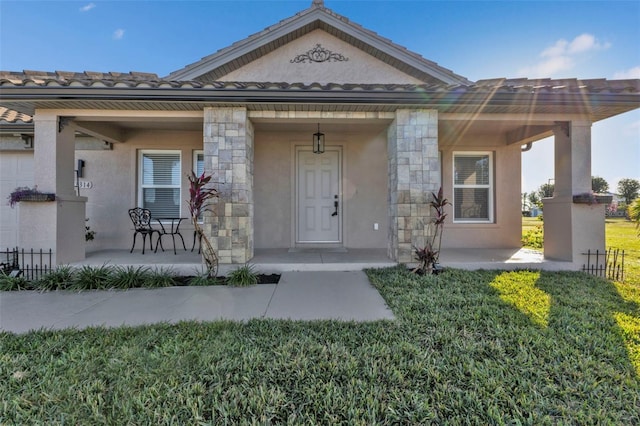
[78,181,93,189]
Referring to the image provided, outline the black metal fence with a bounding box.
[1,248,53,281]
[582,248,625,282]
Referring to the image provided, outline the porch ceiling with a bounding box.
[64,118,392,135]
[57,117,553,148]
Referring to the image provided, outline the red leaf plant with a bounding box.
[187,171,219,277]
[413,187,450,275]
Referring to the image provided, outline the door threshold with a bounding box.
[288,247,348,253]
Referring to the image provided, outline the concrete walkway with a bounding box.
[0,271,394,334]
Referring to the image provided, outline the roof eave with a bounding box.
[2,86,638,116]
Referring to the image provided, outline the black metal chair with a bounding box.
[128,208,163,254]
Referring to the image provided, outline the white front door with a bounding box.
[296,148,341,244]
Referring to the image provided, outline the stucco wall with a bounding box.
[0,151,34,247]
[253,127,388,249]
[77,126,389,252]
[77,130,203,252]
[4,120,523,254]
[440,137,522,248]
[221,29,424,85]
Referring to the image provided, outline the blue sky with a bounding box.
[1,0,638,194]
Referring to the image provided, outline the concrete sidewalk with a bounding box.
[0,271,394,334]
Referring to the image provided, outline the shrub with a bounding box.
[628,197,640,236]
[0,272,31,291]
[34,266,75,291]
[108,266,152,289]
[189,271,219,286]
[70,264,113,290]
[227,264,258,286]
[85,219,96,242]
[146,268,177,288]
[522,225,544,249]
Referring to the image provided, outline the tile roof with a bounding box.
[0,106,32,123]
[1,71,638,126]
[1,70,638,94]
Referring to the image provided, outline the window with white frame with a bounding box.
[139,150,181,218]
[453,152,493,222]
[194,150,204,176]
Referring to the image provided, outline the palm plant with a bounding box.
[187,171,219,277]
[628,197,640,237]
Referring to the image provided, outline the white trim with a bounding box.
[193,150,204,176]
[192,149,205,223]
[452,151,494,223]
[293,145,343,245]
[138,149,182,217]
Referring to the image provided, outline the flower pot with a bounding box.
[573,194,612,205]
[19,193,56,202]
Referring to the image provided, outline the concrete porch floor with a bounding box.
[76,247,576,274]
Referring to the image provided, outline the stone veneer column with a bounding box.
[387,109,440,262]
[202,107,254,264]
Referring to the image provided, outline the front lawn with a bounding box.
[522,216,640,284]
[606,217,640,285]
[1,268,638,424]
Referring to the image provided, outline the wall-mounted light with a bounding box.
[77,159,85,178]
[20,134,33,148]
[313,123,325,154]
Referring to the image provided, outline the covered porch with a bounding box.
[2,75,636,271]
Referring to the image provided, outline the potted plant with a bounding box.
[85,218,96,242]
[572,192,613,205]
[7,186,55,208]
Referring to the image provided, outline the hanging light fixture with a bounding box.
[313,122,325,154]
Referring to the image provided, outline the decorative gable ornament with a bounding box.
[290,44,349,64]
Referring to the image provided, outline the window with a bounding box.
[139,150,181,217]
[453,152,493,222]
[194,150,204,176]
[192,150,205,221]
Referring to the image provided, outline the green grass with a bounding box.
[1,267,638,424]
[606,217,640,285]
[522,216,542,233]
[522,216,640,284]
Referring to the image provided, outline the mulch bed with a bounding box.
[173,274,280,286]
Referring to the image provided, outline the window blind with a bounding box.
[453,153,492,222]
[140,152,181,218]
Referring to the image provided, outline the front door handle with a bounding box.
[332,195,338,216]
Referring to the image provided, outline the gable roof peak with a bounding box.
[166,1,471,86]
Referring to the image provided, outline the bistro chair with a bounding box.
[128,207,163,254]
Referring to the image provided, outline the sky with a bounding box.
[1,0,638,194]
